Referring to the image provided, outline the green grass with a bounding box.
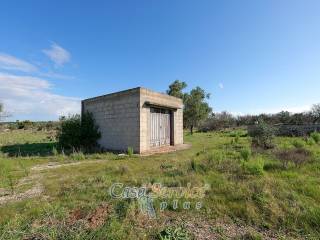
[0,129,320,239]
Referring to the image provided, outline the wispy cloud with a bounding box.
[0,72,80,119]
[219,83,224,89]
[0,53,38,72]
[38,71,75,80]
[42,43,71,67]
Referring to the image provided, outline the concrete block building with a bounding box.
[81,87,183,153]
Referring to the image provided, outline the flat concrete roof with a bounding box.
[82,87,183,104]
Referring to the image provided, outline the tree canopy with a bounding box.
[167,81,212,134]
[183,87,212,134]
[166,80,187,100]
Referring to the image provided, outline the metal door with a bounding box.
[150,108,171,147]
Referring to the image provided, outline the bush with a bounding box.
[127,147,134,156]
[17,120,34,130]
[306,137,316,146]
[275,148,311,169]
[237,232,262,240]
[70,151,86,161]
[248,120,275,149]
[292,139,305,149]
[115,200,129,220]
[240,148,251,161]
[57,112,101,151]
[310,132,320,143]
[242,159,264,176]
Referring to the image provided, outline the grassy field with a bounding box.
[0,129,320,239]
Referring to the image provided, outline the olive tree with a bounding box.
[184,87,212,134]
[166,80,187,100]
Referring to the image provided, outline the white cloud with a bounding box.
[0,73,80,119]
[38,71,75,80]
[42,43,71,67]
[219,83,224,89]
[0,53,38,72]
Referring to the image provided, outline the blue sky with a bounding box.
[1,0,320,120]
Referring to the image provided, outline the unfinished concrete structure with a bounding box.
[82,87,183,153]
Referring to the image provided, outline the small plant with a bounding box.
[190,159,197,171]
[7,174,15,194]
[18,160,29,177]
[310,132,320,144]
[127,147,134,157]
[70,151,86,161]
[235,134,240,144]
[237,231,263,240]
[242,158,264,176]
[158,225,191,240]
[292,139,305,149]
[240,148,251,161]
[248,120,275,149]
[115,200,129,220]
[52,146,58,156]
[306,137,316,146]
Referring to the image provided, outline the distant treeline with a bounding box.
[0,120,59,131]
[199,109,320,133]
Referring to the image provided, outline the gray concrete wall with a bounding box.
[82,88,140,152]
[139,88,183,152]
[82,87,184,153]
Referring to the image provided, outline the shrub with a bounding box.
[157,226,191,240]
[190,159,197,171]
[248,120,275,149]
[57,112,101,151]
[52,146,58,156]
[70,151,86,161]
[127,147,134,156]
[310,132,320,143]
[292,139,305,149]
[275,148,311,169]
[306,137,316,146]
[17,120,34,130]
[237,232,263,240]
[242,158,264,175]
[240,148,251,161]
[115,200,129,220]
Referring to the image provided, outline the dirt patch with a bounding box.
[31,160,104,171]
[67,203,111,229]
[86,203,111,229]
[155,213,299,240]
[0,183,43,206]
[140,143,192,156]
[275,148,312,168]
[67,208,88,225]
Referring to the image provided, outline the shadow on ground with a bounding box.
[1,142,56,157]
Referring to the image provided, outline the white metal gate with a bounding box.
[150,108,171,147]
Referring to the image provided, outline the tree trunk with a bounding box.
[190,125,193,135]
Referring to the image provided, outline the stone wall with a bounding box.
[82,88,140,152]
